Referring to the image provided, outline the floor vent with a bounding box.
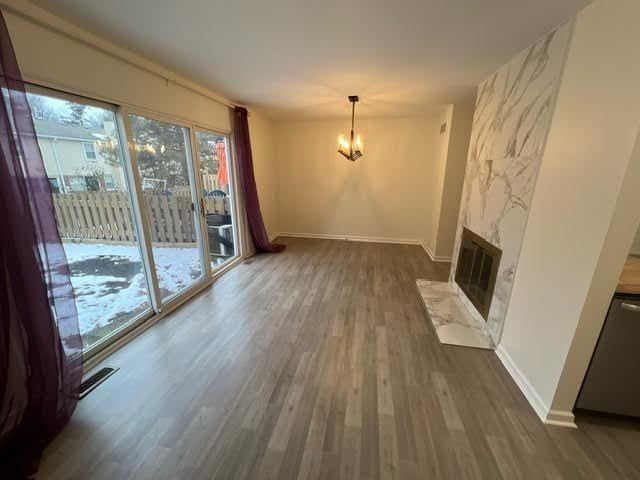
[79,367,119,399]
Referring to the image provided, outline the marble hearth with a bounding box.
[416,280,494,350]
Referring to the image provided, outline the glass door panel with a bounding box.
[128,114,205,302]
[27,91,152,351]
[195,131,238,269]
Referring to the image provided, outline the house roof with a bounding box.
[34,118,101,141]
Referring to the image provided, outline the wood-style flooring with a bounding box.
[36,238,640,479]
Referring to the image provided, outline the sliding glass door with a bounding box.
[25,87,239,358]
[194,130,239,270]
[27,90,152,351]
[127,114,207,303]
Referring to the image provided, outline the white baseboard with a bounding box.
[495,345,577,428]
[279,232,345,241]
[277,232,422,245]
[545,409,577,428]
[268,232,280,243]
[421,242,452,263]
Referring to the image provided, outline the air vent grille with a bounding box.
[79,366,119,399]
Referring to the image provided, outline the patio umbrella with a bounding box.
[216,141,229,188]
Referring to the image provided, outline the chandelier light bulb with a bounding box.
[354,134,364,153]
[338,134,350,151]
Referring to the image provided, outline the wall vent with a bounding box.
[79,366,119,399]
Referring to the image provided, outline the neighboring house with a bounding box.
[34,118,127,193]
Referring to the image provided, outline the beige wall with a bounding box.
[629,226,640,255]
[2,5,230,132]
[499,0,640,423]
[433,103,474,259]
[423,107,452,254]
[274,116,440,242]
[249,112,280,239]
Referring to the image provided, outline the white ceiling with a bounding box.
[30,0,591,120]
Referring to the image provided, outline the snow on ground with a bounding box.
[63,242,201,336]
[152,246,203,295]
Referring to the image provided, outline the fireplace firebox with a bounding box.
[454,228,502,320]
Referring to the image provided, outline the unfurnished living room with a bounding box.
[1,0,640,479]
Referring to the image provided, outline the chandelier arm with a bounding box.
[350,100,355,159]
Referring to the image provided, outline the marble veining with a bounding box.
[416,280,494,350]
[450,21,572,344]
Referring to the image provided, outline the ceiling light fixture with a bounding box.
[337,95,364,161]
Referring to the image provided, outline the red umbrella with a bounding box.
[216,140,229,188]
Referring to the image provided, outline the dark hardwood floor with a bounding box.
[36,238,640,479]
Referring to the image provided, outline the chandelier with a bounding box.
[337,95,364,161]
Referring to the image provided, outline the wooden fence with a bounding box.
[172,176,223,196]
[53,192,230,245]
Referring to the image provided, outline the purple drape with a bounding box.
[233,107,285,253]
[0,11,82,479]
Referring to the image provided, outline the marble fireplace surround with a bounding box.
[418,21,572,349]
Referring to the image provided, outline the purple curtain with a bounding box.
[0,11,82,479]
[233,107,285,253]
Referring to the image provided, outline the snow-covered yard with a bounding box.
[64,242,202,342]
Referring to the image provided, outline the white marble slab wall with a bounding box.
[450,21,572,344]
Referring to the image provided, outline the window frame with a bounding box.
[68,175,87,192]
[103,174,117,191]
[193,127,241,273]
[122,107,212,305]
[83,141,97,160]
[25,85,154,360]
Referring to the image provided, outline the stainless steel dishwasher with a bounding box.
[576,294,640,417]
